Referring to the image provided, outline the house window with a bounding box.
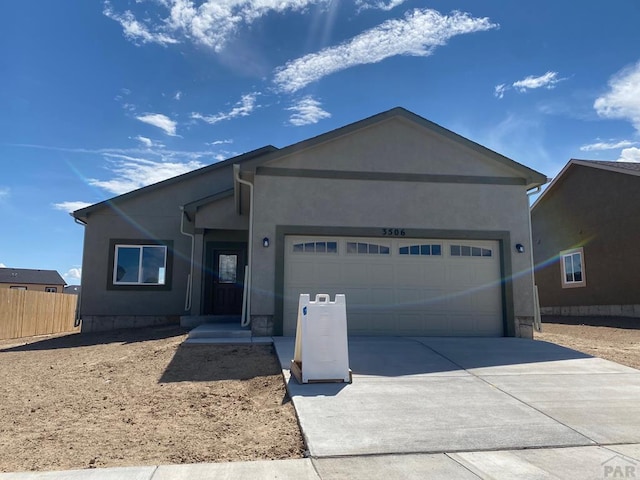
[346,242,390,255]
[399,244,442,256]
[561,247,586,288]
[113,244,167,285]
[450,245,492,257]
[292,241,338,253]
[10,286,27,290]
[45,287,57,293]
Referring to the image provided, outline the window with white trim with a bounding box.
[561,247,586,288]
[45,287,57,293]
[113,244,167,285]
[450,245,492,257]
[399,244,442,256]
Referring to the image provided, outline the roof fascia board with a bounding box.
[73,145,277,221]
[240,107,546,187]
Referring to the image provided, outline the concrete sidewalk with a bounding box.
[3,337,640,479]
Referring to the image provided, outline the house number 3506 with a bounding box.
[382,228,406,236]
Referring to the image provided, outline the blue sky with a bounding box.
[1,1,639,284]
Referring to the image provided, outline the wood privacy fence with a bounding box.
[0,289,80,340]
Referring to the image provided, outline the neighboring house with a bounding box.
[64,285,81,295]
[531,159,640,317]
[0,268,66,293]
[72,107,546,338]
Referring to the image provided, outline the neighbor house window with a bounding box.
[561,247,586,288]
[45,287,57,293]
[10,286,27,290]
[113,244,167,285]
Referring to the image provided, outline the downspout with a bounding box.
[179,207,194,312]
[72,216,87,327]
[527,185,542,332]
[234,164,253,328]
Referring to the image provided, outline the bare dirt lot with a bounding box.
[0,327,304,473]
[535,316,640,370]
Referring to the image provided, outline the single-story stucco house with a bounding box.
[0,268,66,293]
[72,107,547,338]
[532,159,640,318]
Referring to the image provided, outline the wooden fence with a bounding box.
[0,289,80,340]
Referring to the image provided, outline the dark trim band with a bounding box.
[256,167,526,185]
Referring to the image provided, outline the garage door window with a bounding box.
[346,242,390,255]
[292,241,338,253]
[450,245,492,257]
[399,244,442,256]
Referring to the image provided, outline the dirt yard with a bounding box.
[535,316,640,370]
[0,326,304,473]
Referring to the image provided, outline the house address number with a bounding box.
[382,228,406,236]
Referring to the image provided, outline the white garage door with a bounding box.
[283,236,503,336]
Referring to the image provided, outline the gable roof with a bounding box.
[72,146,277,221]
[0,268,66,286]
[73,107,548,221]
[237,107,547,190]
[531,159,640,211]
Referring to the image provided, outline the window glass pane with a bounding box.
[142,246,166,284]
[304,242,315,252]
[461,246,471,256]
[399,246,409,255]
[564,256,573,282]
[380,245,390,254]
[482,248,492,257]
[420,245,431,255]
[432,245,441,256]
[347,242,357,254]
[410,245,419,255]
[451,245,460,256]
[358,243,368,254]
[369,244,379,254]
[316,242,326,253]
[472,247,482,257]
[327,242,337,253]
[116,247,140,283]
[293,243,304,253]
[218,254,238,284]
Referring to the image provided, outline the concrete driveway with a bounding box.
[273,336,640,478]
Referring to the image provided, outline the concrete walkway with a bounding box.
[3,337,640,479]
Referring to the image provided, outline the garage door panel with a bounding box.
[284,236,503,336]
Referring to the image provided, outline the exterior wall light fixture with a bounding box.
[515,243,525,253]
[263,237,270,248]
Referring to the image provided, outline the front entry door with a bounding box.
[211,249,246,315]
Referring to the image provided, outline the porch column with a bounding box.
[190,232,205,315]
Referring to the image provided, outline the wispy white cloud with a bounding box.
[103,2,179,46]
[287,97,331,126]
[580,140,638,152]
[191,93,259,125]
[174,91,182,100]
[495,71,565,98]
[274,9,497,93]
[89,155,206,195]
[0,187,9,199]
[134,135,153,147]
[206,139,234,146]
[618,147,640,162]
[52,201,94,213]
[356,0,407,11]
[105,0,328,52]
[136,113,178,136]
[594,60,640,133]
[0,263,6,268]
[63,268,82,282]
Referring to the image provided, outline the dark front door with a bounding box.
[210,248,246,315]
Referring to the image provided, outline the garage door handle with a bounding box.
[315,294,330,303]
